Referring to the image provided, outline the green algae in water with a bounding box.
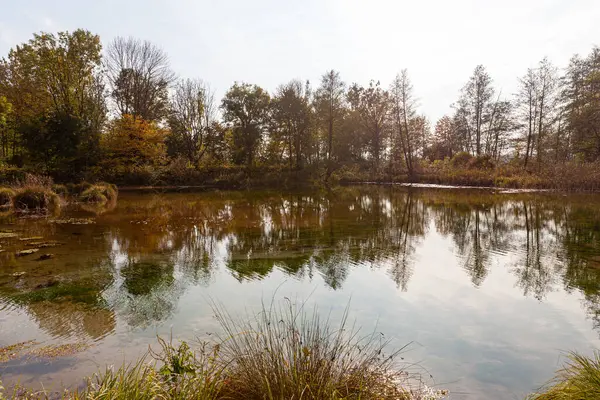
[6,282,107,308]
[121,261,175,296]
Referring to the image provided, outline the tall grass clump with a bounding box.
[12,187,60,213]
[213,301,416,399]
[65,301,446,400]
[0,187,14,208]
[528,351,600,399]
[80,183,118,204]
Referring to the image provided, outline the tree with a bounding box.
[563,48,600,161]
[221,82,271,167]
[271,80,313,169]
[106,37,175,121]
[101,114,167,172]
[0,29,105,174]
[0,96,12,159]
[390,70,417,176]
[347,81,390,172]
[456,65,494,156]
[516,68,538,167]
[516,58,559,167]
[314,70,346,177]
[409,114,430,159]
[429,115,456,160]
[167,79,216,164]
[535,58,559,166]
[485,97,514,161]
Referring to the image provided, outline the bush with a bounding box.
[0,188,14,207]
[450,152,473,168]
[13,187,60,213]
[467,155,495,170]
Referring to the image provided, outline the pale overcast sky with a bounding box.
[1,0,598,122]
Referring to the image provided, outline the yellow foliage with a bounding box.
[101,115,168,169]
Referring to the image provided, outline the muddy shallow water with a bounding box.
[1,187,600,399]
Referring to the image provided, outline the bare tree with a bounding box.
[106,37,176,121]
[390,70,417,177]
[456,65,494,156]
[516,58,559,167]
[167,78,216,164]
[517,68,538,167]
[535,57,559,166]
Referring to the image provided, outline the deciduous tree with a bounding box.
[106,37,175,121]
[221,82,271,167]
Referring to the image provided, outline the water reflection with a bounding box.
[1,188,600,342]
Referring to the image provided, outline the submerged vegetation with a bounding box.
[0,302,447,400]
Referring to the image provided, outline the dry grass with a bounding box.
[0,188,14,207]
[12,187,61,214]
[80,183,118,205]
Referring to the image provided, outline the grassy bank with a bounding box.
[4,158,600,194]
[0,302,447,400]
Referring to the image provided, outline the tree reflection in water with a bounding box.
[2,187,600,340]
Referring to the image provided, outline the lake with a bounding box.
[1,186,600,399]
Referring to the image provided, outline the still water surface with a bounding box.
[1,187,600,399]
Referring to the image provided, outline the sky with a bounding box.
[1,0,598,122]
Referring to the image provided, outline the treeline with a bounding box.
[0,29,599,186]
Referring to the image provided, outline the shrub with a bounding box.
[13,187,60,213]
[450,152,473,168]
[0,187,14,207]
[467,155,494,170]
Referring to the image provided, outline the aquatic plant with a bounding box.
[528,351,600,399]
